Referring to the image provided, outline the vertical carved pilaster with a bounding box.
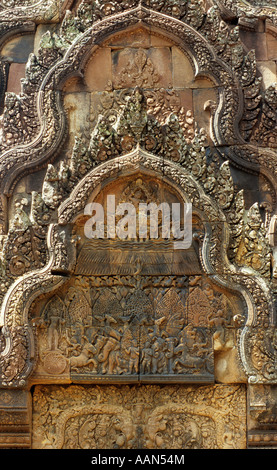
[0,389,31,448]
[248,384,277,448]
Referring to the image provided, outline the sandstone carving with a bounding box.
[32,384,246,449]
[0,0,276,450]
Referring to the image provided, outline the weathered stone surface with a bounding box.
[0,390,31,448]
[63,92,91,145]
[239,30,268,60]
[84,48,112,92]
[111,47,172,89]
[257,61,277,89]
[172,46,194,88]
[1,35,34,63]
[248,384,277,447]
[266,30,277,60]
[0,0,277,450]
[192,87,218,137]
[32,384,247,449]
[6,63,26,94]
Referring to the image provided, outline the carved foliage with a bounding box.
[0,326,29,387]
[235,202,271,277]
[242,327,277,384]
[32,384,247,449]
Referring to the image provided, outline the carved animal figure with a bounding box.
[98,336,121,375]
[70,343,97,371]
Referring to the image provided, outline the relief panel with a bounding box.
[30,272,242,384]
[32,384,247,449]
[28,173,245,385]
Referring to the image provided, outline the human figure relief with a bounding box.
[140,341,153,375]
[47,314,65,351]
[173,326,210,374]
[120,328,140,375]
[124,339,139,374]
[151,336,167,375]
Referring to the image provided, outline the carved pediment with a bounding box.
[1,0,277,451]
[24,157,252,386]
[70,87,200,178]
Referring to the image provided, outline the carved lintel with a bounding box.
[32,384,247,449]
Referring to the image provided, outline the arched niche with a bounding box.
[62,24,218,149]
[63,25,225,165]
[0,5,245,201]
[2,147,248,387]
[1,147,273,388]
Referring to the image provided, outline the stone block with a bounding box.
[257,61,277,89]
[214,345,247,384]
[266,31,277,60]
[177,86,193,107]
[239,30,268,60]
[6,63,26,94]
[105,26,151,48]
[62,76,88,93]
[192,76,216,89]
[150,33,174,47]
[105,27,173,49]
[63,92,91,145]
[32,384,247,449]
[84,47,112,92]
[172,46,194,88]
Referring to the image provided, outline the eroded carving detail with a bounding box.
[32,384,247,449]
[31,275,221,382]
[0,0,277,450]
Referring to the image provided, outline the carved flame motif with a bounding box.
[186,287,211,327]
[155,289,186,336]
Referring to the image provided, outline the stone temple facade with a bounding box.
[1,0,277,450]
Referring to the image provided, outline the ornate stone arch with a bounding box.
[0,2,275,259]
[1,0,277,449]
[0,147,271,388]
[0,4,246,200]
